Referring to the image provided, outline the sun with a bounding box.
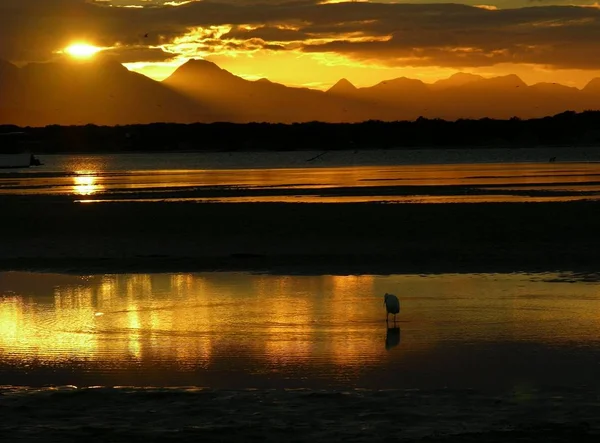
[64,43,102,59]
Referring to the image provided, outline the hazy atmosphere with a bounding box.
[2,2,600,443]
[4,0,600,88]
[4,1,600,126]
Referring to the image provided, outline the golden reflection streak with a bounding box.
[167,273,213,368]
[327,275,378,368]
[2,272,600,377]
[73,172,104,196]
[0,298,21,343]
[5,162,600,198]
[260,275,315,366]
[0,288,98,363]
[127,306,142,360]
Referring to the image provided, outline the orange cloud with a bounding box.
[3,0,600,73]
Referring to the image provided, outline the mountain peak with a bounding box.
[431,72,484,90]
[583,77,600,93]
[328,78,357,94]
[446,72,485,84]
[164,58,238,86]
[446,73,526,91]
[381,76,423,85]
[182,58,222,71]
[369,76,429,93]
[486,74,527,88]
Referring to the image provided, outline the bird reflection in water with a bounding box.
[385,326,401,351]
[383,292,401,350]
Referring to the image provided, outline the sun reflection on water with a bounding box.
[73,172,103,195]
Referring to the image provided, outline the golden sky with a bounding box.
[3,0,600,89]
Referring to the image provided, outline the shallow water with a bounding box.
[1,150,600,203]
[9,147,600,173]
[1,271,599,390]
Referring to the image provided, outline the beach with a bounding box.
[3,269,600,441]
[2,152,600,442]
[1,198,600,274]
[0,387,598,443]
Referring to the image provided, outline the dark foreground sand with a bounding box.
[1,198,600,274]
[0,387,598,442]
[3,200,600,442]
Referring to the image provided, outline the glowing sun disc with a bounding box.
[65,44,101,59]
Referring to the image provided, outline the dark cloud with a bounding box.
[300,6,600,69]
[3,0,600,69]
[222,26,309,42]
[223,39,287,51]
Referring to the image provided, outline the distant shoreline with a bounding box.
[3,110,600,154]
[3,254,600,277]
[29,144,600,156]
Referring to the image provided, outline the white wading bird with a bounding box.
[383,292,400,323]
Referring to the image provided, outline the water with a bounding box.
[11,147,600,172]
[2,148,600,203]
[1,271,599,390]
[3,147,600,439]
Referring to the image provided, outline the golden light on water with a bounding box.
[3,163,600,203]
[1,272,600,388]
[64,43,102,59]
[73,173,102,195]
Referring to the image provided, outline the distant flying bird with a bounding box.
[306,151,328,162]
[144,33,149,38]
[383,293,400,323]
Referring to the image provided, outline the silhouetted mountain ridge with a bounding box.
[583,78,600,94]
[1,57,600,126]
[430,73,484,90]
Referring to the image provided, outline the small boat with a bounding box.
[0,132,44,169]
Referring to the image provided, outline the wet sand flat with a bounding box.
[0,387,598,443]
[4,153,600,443]
[1,199,599,274]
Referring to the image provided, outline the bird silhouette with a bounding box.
[383,293,400,323]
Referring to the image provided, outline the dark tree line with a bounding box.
[2,111,600,154]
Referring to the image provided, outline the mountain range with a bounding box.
[1,58,600,127]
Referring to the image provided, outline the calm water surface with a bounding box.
[1,149,600,202]
[1,271,599,390]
